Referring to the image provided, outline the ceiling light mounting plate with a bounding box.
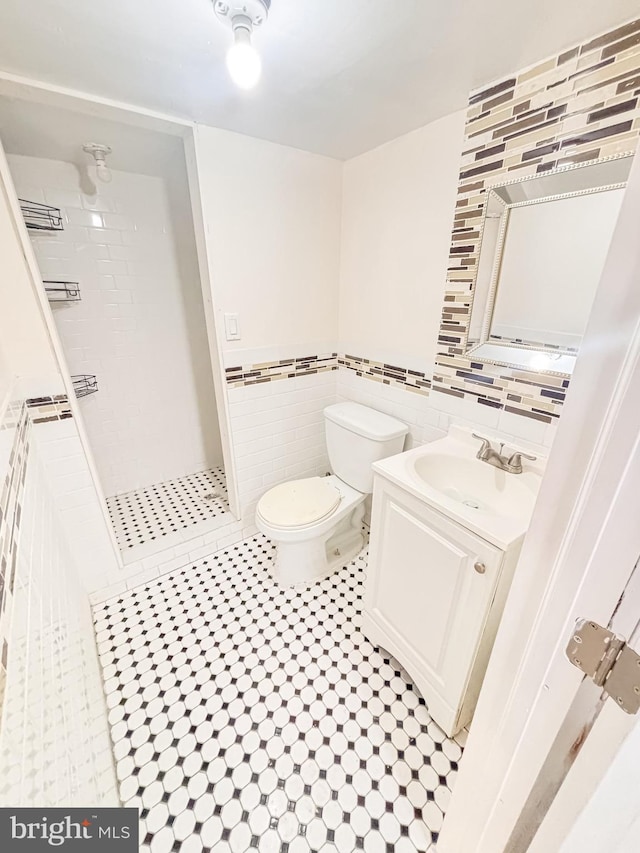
[213,0,270,30]
[82,142,113,183]
[82,142,112,160]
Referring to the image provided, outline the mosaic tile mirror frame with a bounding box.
[434,17,640,425]
[466,152,633,375]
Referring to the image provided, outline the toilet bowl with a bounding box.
[256,474,365,585]
[256,402,408,585]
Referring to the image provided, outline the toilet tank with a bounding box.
[324,402,408,493]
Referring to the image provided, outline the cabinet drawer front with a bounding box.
[366,479,503,707]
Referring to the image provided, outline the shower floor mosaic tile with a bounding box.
[94,536,462,853]
[106,468,230,550]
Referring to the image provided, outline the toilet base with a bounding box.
[271,503,365,586]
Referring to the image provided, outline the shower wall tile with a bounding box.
[8,156,222,498]
[0,389,118,806]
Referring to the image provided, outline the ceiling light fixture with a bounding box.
[82,142,113,183]
[213,0,270,90]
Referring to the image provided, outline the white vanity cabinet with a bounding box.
[363,474,523,737]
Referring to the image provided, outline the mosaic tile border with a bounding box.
[26,394,73,424]
[0,401,31,717]
[225,354,338,387]
[435,16,640,424]
[226,352,432,396]
[338,354,431,396]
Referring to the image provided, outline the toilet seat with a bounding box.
[257,477,341,530]
[255,474,366,585]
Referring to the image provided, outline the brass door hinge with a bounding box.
[566,619,640,714]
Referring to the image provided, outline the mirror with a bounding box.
[467,153,634,375]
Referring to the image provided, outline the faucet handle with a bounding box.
[507,450,537,468]
[472,433,493,457]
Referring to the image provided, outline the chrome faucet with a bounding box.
[472,433,537,474]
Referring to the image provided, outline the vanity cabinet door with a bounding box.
[363,476,504,736]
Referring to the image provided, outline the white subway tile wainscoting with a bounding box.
[94,535,461,853]
[0,391,118,807]
[227,371,335,521]
[335,367,558,453]
[32,410,121,593]
[225,349,558,468]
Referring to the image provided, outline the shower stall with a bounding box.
[0,97,234,565]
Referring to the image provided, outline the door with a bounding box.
[438,146,640,851]
[557,701,640,853]
[530,566,640,852]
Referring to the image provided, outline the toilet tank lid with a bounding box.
[324,402,408,441]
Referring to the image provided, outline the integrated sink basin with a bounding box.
[412,452,539,516]
[372,426,545,549]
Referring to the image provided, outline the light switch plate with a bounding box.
[224,313,241,341]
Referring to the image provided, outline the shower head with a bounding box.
[82,142,113,183]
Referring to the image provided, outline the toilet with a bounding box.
[256,402,408,585]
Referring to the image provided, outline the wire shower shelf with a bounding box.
[72,375,98,398]
[43,281,81,302]
[19,198,64,231]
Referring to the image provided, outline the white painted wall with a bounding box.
[339,110,467,373]
[191,124,344,525]
[0,347,9,405]
[0,162,59,394]
[193,125,342,359]
[8,153,222,497]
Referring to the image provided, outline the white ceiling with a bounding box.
[0,0,638,160]
[0,97,185,177]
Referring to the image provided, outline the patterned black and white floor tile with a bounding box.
[106,468,230,550]
[94,536,462,853]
